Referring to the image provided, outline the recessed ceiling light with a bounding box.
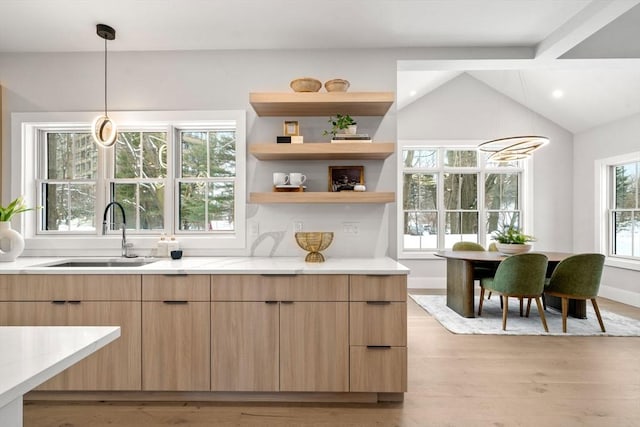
[409,90,417,96]
[552,89,564,99]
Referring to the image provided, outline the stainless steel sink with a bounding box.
[43,258,158,268]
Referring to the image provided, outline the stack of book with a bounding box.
[330,133,372,143]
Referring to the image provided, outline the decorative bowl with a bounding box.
[295,232,334,262]
[290,77,322,93]
[495,243,532,255]
[324,79,350,92]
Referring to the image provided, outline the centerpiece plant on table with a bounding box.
[491,224,535,255]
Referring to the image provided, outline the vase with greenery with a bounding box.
[0,196,37,262]
[491,224,535,254]
[322,114,357,137]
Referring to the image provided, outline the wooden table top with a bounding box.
[434,250,573,262]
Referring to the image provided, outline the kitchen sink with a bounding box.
[43,258,158,268]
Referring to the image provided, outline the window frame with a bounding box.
[397,140,529,259]
[11,110,246,256]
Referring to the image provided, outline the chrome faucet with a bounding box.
[102,201,134,258]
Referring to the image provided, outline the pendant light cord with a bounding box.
[104,36,108,117]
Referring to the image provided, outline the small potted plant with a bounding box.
[322,114,357,137]
[491,224,535,255]
[0,196,38,262]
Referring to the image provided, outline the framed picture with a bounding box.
[328,166,364,192]
[283,120,299,136]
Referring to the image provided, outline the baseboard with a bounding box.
[409,277,640,308]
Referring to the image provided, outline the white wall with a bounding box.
[398,73,574,287]
[0,49,399,258]
[573,112,640,306]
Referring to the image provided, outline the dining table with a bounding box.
[434,250,583,318]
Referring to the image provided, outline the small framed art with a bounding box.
[328,165,364,192]
[283,120,299,136]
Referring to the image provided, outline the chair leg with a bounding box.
[542,293,546,311]
[535,297,549,332]
[561,297,568,333]
[500,296,503,309]
[525,298,532,317]
[478,287,485,316]
[488,291,492,300]
[591,298,606,332]
[502,296,509,331]
[519,297,524,317]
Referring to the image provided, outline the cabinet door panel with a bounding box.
[211,274,348,301]
[280,302,348,392]
[142,275,210,301]
[350,275,407,301]
[350,302,407,346]
[0,275,140,301]
[211,302,279,391]
[142,301,210,391]
[350,346,407,392]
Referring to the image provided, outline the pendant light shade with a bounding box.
[92,24,118,148]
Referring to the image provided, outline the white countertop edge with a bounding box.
[0,326,120,409]
[0,257,410,275]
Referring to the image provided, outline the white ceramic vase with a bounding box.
[495,243,532,255]
[0,221,25,262]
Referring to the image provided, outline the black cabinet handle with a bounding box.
[162,300,188,304]
[163,274,188,277]
[67,300,81,304]
[280,301,294,304]
[366,301,391,305]
[366,345,392,349]
[265,301,278,304]
[51,300,66,304]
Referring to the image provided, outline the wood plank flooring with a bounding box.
[24,291,640,427]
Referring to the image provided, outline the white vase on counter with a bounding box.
[0,221,25,262]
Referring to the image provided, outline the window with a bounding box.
[399,144,524,256]
[610,160,640,259]
[16,110,246,253]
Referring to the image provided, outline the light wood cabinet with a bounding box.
[211,275,349,392]
[0,274,141,391]
[142,275,210,391]
[349,274,407,393]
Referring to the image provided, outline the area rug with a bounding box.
[409,294,640,336]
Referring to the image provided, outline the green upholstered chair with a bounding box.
[479,253,549,332]
[452,241,485,251]
[543,253,606,333]
[487,242,498,252]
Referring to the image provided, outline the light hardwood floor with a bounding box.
[24,291,640,427]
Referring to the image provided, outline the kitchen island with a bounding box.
[0,326,120,427]
[0,256,409,403]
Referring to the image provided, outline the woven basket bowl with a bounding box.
[290,77,322,92]
[324,79,350,92]
[295,232,334,262]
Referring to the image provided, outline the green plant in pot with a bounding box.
[322,114,357,137]
[0,196,38,262]
[491,224,535,255]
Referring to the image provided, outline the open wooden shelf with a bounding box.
[249,143,395,160]
[249,192,395,204]
[249,92,394,117]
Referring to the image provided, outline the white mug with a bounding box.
[289,173,307,186]
[273,172,289,186]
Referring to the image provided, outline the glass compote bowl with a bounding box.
[295,232,334,263]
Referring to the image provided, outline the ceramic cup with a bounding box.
[273,172,289,186]
[289,173,307,186]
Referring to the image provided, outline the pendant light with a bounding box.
[92,24,118,148]
[478,71,549,162]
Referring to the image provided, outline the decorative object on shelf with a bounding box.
[328,165,364,192]
[290,77,322,92]
[289,172,307,187]
[331,133,371,143]
[91,23,118,148]
[322,114,357,137]
[276,135,303,144]
[354,184,366,192]
[324,79,350,92]
[491,224,535,255]
[295,231,334,262]
[283,120,299,136]
[478,71,549,162]
[273,172,290,186]
[273,185,306,192]
[0,196,37,262]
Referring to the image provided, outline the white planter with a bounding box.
[495,243,532,255]
[345,124,357,135]
[0,221,25,262]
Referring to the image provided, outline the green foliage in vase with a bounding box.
[0,196,38,221]
[322,114,357,137]
[492,224,535,244]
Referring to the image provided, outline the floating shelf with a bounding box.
[249,143,395,160]
[249,92,394,117]
[249,192,395,204]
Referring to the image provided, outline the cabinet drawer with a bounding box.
[211,274,348,301]
[0,275,141,301]
[350,302,406,346]
[350,346,407,392]
[142,275,210,301]
[350,275,406,301]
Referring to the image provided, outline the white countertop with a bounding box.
[0,256,410,275]
[0,326,120,410]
